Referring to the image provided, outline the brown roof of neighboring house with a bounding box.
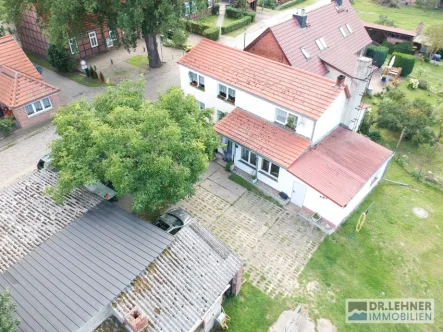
[214,108,311,168]
[363,22,417,37]
[178,39,343,120]
[288,126,393,207]
[247,0,372,77]
[0,35,41,79]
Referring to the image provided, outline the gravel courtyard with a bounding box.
[176,162,325,298]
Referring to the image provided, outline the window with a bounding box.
[198,101,205,109]
[346,23,353,34]
[106,30,117,47]
[339,26,347,38]
[241,147,257,166]
[218,84,227,98]
[189,71,205,90]
[185,2,190,15]
[261,158,280,179]
[208,0,213,8]
[24,97,52,117]
[301,47,310,59]
[275,108,288,124]
[228,88,236,104]
[315,37,327,50]
[217,110,226,121]
[88,31,98,48]
[198,75,205,89]
[189,71,198,85]
[68,38,79,55]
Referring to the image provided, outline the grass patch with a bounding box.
[277,0,317,10]
[26,51,109,87]
[354,0,443,30]
[222,17,256,37]
[198,15,218,26]
[300,162,443,331]
[228,173,283,207]
[126,55,149,68]
[224,283,295,332]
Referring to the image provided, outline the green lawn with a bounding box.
[198,14,218,26]
[126,55,149,68]
[224,283,295,332]
[299,162,443,331]
[354,0,443,30]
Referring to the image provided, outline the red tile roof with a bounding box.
[363,22,416,37]
[0,65,59,108]
[255,0,371,77]
[0,35,41,79]
[288,126,393,207]
[214,108,311,168]
[178,39,343,120]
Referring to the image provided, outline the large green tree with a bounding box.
[425,23,443,60]
[50,80,219,212]
[0,289,19,332]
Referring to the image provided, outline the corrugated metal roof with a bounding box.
[113,222,243,332]
[214,108,311,168]
[0,202,174,332]
[288,126,393,207]
[261,0,372,77]
[178,39,343,120]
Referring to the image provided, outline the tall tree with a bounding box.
[425,23,443,60]
[0,289,19,332]
[50,80,219,212]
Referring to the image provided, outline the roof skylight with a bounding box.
[301,47,310,59]
[346,23,353,34]
[315,37,327,50]
[339,26,347,38]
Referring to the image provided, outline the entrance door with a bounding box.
[291,181,307,207]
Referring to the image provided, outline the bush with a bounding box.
[183,19,211,35]
[392,52,416,76]
[258,0,277,9]
[367,130,383,142]
[221,16,251,34]
[213,3,220,15]
[244,10,256,22]
[47,44,77,73]
[418,80,428,90]
[278,0,306,10]
[0,116,14,135]
[375,14,395,26]
[365,45,389,67]
[172,30,188,48]
[202,26,220,41]
[381,41,395,54]
[393,42,413,54]
[226,6,244,19]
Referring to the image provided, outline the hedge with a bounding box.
[213,3,220,15]
[258,0,277,9]
[392,52,416,76]
[278,0,306,10]
[365,45,389,67]
[381,41,413,54]
[202,26,220,41]
[225,7,256,22]
[221,16,252,34]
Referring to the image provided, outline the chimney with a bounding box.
[124,307,148,332]
[293,9,307,28]
[336,0,343,6]
[416,22,424,35]
[336,74,346,87]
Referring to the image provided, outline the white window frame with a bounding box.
[68,38,79,55]
[217,110,227,121]
[346,23,353,34]
[301,47,310,59]
[227,88,236,104]
[189,71,205,90]
[24,97,53,117]
[106,30,117,48]
[88,31,99,48]
[315,37,327,50]
[339,26,347,38]
[260,158,280,179]
[275,108,288,124]
[218,83,227,98]
[241,147,257,167]
[198,101,205,109]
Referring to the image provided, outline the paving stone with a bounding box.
[200,179,240,204]
[208,169,247,197]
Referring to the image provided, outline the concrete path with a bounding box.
[216,3,226,27]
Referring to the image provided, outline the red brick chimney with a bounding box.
[336,74,346,87]
[416,22,424,35]
[125,307,148,332]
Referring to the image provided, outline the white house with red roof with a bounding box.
[178,39,393,230]
[245,0,374,132]
[0,35,60,129]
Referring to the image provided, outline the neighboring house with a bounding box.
[227,0,257,11]
[185,0,216,17]
[0,170,243,332]
[178,39,393,229]
[0,35,60,129]
[245,0,374,132]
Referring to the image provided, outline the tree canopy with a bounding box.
[425,23,443,59]
[0,289,19,332]
[50,80,219,212]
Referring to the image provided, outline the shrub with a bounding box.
[258,0,277,9]
[183,19,211,35]
[202,26,220,41]
[47,44,77,72]
[418,80,428,90]
[0,116,14,135]
[382,41,395,54]
[393,42,413,54]
[85,67,90,78]
[213,3,220,15]
[375,14,395,26]
[392,52,416,76]
[367,130,383,142]
[278,0,305,10]
[365,45,389,67]
[226,6,244,19]
[221,16,251,34]
[172,30,188,48]
[407,78,419,89]
[99,72,105,83]
[244,10,256,22]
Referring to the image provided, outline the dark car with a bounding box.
[153,208,192,235]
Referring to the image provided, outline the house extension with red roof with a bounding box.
[245,0,374,132]
[179,39,393,230]
[0,35,60,129]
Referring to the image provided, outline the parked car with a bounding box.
[153,208,192,235]
[37,154,117,201]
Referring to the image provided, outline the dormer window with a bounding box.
[301,47,310,59]
[339,26,347,38]
[315,37,327,51]
[346,23,353,34]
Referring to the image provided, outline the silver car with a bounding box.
[153,208,192,235]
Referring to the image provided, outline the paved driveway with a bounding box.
[176,162,325,297]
